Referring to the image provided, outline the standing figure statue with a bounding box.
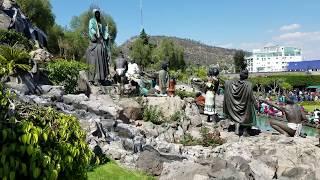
[204,67,220,122]
[158,62,169,96]
[260,99,307,137]
[223,69,258,136]
[114,51,128,95]
[86,9,111,85]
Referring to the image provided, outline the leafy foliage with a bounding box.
[16,0,55,33]
[143,105,164,125]
[47,24,65,55]
[170,111,184,122]
[0,84,93,179]
[0,30,33,51]
[233,50,247,73]
[47,59,89,94]
[0,46,31,78]
[180,128,225,147]
[175,90,196,99]
[130,38,152,69]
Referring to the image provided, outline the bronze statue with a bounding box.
[223,69,258,136]
[260,99,307,137]
[204,67,220,122]
[86,9,111,85]
[158,62,169,96]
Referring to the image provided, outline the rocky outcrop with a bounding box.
[9,82,320,180]
[29,49,53,62]
[118,98,142,121]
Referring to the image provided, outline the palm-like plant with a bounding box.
[0,45,31,78]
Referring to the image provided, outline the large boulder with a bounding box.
[144,96,186,119]
[118,98,143,120]
[29,48,53,62]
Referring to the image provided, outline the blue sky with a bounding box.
[51,0,320,59]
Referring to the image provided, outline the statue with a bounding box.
[114,51,128,95]
[86,9,111,85]
[223,69,258,136]
[167,77,176,97]
[260,99,307,137]
[158,62,169,96]
[204,67,220,122]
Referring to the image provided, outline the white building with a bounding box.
[245,46,302,72]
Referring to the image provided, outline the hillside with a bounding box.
[120,36,238,66]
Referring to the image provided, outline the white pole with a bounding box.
[140,0,143,30]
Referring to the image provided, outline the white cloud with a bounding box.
[280,24,301,31]
[274,31,320,41]
[217,43,233,48]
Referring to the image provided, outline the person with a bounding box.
[86,9,111,85]
[204,67,220,122]
[158,62,169,96]
[223,69,258,136]
[114,51,128,95]
[260,98,308,137]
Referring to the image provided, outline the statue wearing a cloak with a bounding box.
[86,9,111,85]
[223,69,257,135]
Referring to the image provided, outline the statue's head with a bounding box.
[285,98,294,105]
[161,62,168,71]
[239,69,249,80]
[93,9,101,20]
[208,67,219,77]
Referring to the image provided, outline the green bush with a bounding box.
[0,45,31,78]
[180,133,200,146]
[143,105,164,125]
[0,85,93,179]
[170,111,184,122]
[0,29,33,51]
[175,90,196,99]
[179,128,225,147]
[47,59,89,94]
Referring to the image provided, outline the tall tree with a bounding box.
[47,24,64,55]
[16,0,55,33]
[233,50,247,73]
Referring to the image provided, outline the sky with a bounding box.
[51,0,320,60]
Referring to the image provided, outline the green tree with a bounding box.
[233,50,247,73]
[279,82,293,95]
[140,28,149,45]
[129,38,152,69]
[47,24,64,55]
[16,0,55,33]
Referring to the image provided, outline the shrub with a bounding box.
[175,90,196,99]
[200,127,225,147]
[0,45,31,78]
[0,29,33,51]
[143,105,164,125]
[47,59,89,94]
[170,111,184,122]
[179,127,225,147]
[0,85,93,179]
[180,133,199,146]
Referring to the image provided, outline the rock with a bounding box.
[181,118,191,132]
[173,126,184,142]
[160,161,211,180]
[4,82,29,94]
[249,159,277,180]
[208,167,247,180]
[0,10,10,29]
[145,96,186,119]
[63,94,88,105]
[29,48,53,62]
[41,85,64,100]
[158,127,175,143]
[77,70,91,96]
[176,84,194,93]
[136,146,168,176]
[118,98,142,120]
[114,123,140,139]
[185,103,202,127]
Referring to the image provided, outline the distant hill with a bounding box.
[120,35,239,66]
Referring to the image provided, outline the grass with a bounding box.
[302,104,320,113]
[88,162,155,180]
